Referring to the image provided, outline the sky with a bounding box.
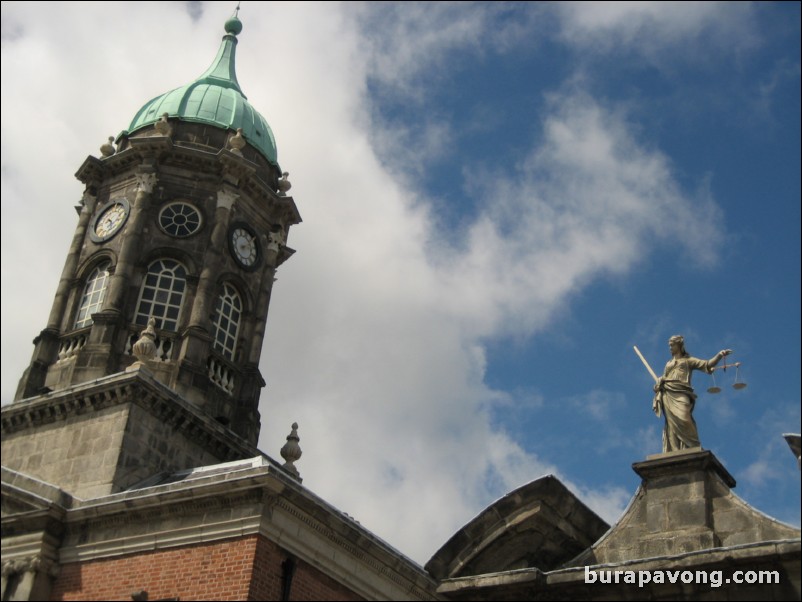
[1,2,800,565]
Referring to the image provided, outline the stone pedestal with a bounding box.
[630,448,735,556]
[576,448,799,565]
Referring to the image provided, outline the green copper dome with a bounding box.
[124,17,277,165]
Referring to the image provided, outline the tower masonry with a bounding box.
[13,15,300,447]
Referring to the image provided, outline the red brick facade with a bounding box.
[250,536,363,601]
[51,535,364,601]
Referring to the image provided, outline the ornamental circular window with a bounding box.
[158,202,202,237]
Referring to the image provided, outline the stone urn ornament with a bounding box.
[132,317,158,364]
[280,422,302,481]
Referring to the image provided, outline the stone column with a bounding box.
[233,231,281,443]
[15,191,97,399]
[247,230,282,364]
[175,188,236,406]
[104,172,157,315]
[186,188,237,334]
[46,190,97,329]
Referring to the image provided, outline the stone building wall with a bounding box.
[112,402,225,493]
[1,404,129,500]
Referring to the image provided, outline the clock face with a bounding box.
[231,227,258,267]
[90,199,130,242]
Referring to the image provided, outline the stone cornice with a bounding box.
[99,137,300,225]
[267,496,439,601]
[42,461,438,600]
[437,539,802,595]
[633,448,737,487]
[1,367,258,462]
[74,155,107,186]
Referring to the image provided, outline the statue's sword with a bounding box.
[635,346,662,416]
[633,346,659,383]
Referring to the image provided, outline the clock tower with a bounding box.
[13,14,300,447]
[0,17,441,601]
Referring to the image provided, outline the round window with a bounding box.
[158,202,202,237]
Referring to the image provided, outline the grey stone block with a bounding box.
[668,499,709,529]
[646,501,666,533]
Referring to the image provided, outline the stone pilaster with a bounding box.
[47,190,98,330]
[185,188,237,338]
[15,191,98,401]
[104,171,156,315]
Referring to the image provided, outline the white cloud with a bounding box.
[432,90,724,342]
[358,3,524,97]
[740,404,802,488]
[555,1,758,58]
[575,483,633,525]
[2,2,726,564]
[261,49,725,562]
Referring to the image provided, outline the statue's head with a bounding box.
[668,335,689,357]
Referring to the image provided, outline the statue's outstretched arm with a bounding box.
[708,349,733,368]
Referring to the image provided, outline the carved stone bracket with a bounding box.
[134,173,158,194]
[1,554,60,578]
[267,229,286,253]
[217,189,239,211]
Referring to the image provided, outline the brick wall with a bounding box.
[52,537,257,601]
[51,535,364,601]
[249,536,365,601]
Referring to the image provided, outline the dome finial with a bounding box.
[225,3,243,36]
[124,3,279,166]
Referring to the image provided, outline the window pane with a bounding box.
[74,262,111,329]
[135,259,187,333]
[212,283,242,361]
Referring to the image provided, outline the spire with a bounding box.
[123,9,278,165]
[194,11,245,97]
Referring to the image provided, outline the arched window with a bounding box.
[212,283,243,361]
[74,261,111,329]
[135,259,187,332]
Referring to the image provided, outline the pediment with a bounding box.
[426,475,609,580]
[569,449,802,567]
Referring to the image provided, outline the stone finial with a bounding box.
[277,171,292,196]
[228,128,246,154]
[280,422,302,481]
[154,112,173,137]
[100,136,116,158]
[132,317,158,364]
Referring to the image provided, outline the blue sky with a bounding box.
[1,2,799,563]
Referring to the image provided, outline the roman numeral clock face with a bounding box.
[90,199,130,243]
[229,225,260,269]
